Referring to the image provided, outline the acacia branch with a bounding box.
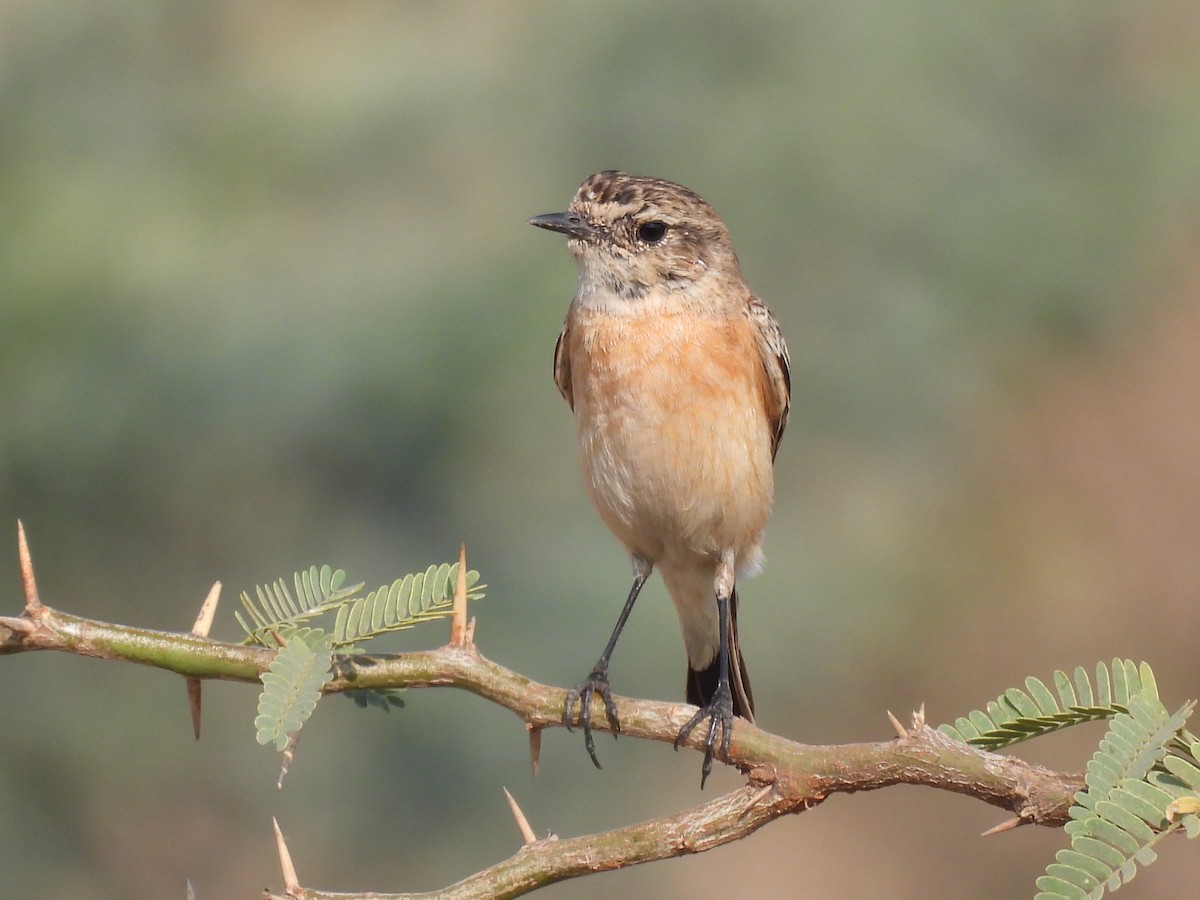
[2,533,1083,899]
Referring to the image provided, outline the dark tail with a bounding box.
[685,588,755,722]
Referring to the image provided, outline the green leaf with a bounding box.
[237,561,485,651]
[236,565,363,645]
[254,627,335,752]
[1034,682,1192,899]
[1075,666,1095,708]
[1096,662,1112,708]
[1035,874,1089,899]
[935,662,1158,753]
[346,687,406,712]
[1027,677,1061,714]
[1055,670,1079,709]
[332,563,483,644]
[1065,844,1118,883]
[1045,858,1102,890]
[1138,662,1159,702]
[1092,801,1155,843]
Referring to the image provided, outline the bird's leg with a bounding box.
[675,560,737,788]
[564,561,650,769]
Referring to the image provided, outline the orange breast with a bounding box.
[566,309,775,568]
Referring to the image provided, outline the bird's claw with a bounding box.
[674,681,735,788]
[564,667,620,769]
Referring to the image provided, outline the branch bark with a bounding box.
[1,544,1083,899]
[3,599,1082,898]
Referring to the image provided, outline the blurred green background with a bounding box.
[4,2,1200,897]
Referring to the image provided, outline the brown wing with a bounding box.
[552,320,574,410]
[745,296,790,459]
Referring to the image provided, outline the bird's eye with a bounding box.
[636,221,668,244]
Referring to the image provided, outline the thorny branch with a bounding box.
[1,526,1083,900]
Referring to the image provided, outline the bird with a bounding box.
[529,170,790,786]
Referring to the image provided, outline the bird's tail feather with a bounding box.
[685,588,755,722]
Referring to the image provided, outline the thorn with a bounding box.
[186,582,222,740]
[192,581,221,637]
[0,616,35,634]
[273,818,300,892]
[981,816,1025,836]
[465,615,477,644]
[738,776,778,819]
[528,725,542,777]
[187,678,203,740]
[17,520,43,614]
[503,786,538,845]
[270,628,287,648]
[450,543,469,646]
[912,703,926,730]
[747,783,774,806]
[277,733,299,790]
[886,709,907,739]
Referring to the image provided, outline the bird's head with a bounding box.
[530,170,741,302]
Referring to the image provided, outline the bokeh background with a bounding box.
[3,3,1200,898]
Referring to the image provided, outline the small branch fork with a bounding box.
[2,525,1082,900]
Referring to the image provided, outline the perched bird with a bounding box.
[530,171,790,785]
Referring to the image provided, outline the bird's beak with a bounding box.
[529,211,596,240]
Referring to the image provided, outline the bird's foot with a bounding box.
[563,666,620,769]
[674,680,735,788]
